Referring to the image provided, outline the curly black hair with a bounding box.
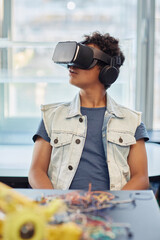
[83,31,125,65]
[82,32,125,89]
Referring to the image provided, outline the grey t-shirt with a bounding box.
[33,107,149,191]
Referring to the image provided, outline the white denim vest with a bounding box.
[41,93,141,190]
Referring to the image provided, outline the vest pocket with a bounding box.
[48,132,73,188]
[107,131,136,168]
[107,131,136,146]
[50,132,73,147]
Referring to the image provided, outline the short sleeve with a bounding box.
[134,122,149,142]
[32,119,50,143]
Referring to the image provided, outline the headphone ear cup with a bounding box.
[99,66,119,86]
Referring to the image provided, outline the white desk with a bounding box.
[0,143,160,180]
[146,142,160,177]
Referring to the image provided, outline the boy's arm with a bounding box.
[122,139,149,190]
[28,136,54,189]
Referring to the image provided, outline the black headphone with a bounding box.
[80,41,122,87]
[99,56,121,87]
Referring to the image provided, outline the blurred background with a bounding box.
[0,0,160,191]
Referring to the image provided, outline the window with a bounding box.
[0,0,138,145]
[153,0,160,129]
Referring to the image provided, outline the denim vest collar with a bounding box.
[106,93,125,118]
[66,94,82,118]
[66,92,125,119]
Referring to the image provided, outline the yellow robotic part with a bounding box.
[46,222,82,240]
[0,219,3,239]
[3,207,45,240]
[0,182,35,213]
[0,182,82,240]
[42,198,66,220]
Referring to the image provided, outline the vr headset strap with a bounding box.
[92,48,122,67]
[92,48,111,65]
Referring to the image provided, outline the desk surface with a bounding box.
[16,189,160,240]
[147,130,160,143]
[146,142,160,177]
[0,142,160,179]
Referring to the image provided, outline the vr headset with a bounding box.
[52,41,122,85]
